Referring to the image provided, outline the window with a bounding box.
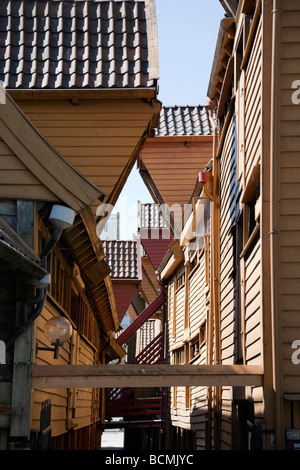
[48,243,71,312]
[173,346,184,409]
[240,164,260,257]
[184,263,190,330]
[39,228,100,350]
[173,346,191,409]
[190,255,197,273]
[172,279,177,338]
[184,343,191,409]
[177,271,185,289]
[190,335,200,360]
[174,347,184,365]
[200,321,206,346]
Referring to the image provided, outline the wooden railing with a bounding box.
[105,331,164,424]
[132,331,163,365]
[105,397,163,427]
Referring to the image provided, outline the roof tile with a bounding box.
[0,0,155,90]
[103,240,139,280]
[156,105,213,137]
[139,203,167,229]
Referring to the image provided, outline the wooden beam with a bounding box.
[8,88,158,101]
[32,364,264,389]
[116,292,165,345]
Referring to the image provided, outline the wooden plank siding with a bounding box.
[219,118,239,365]
[218,115,239,451]
[244,19,262,184]
[16,98,158,208]
[32,299,100,437]
[279,1,300,388]
[276,0,300,407]
[32,300,71,437]
[0,139,59,202]
[166,246,210,450]
[140,257,160,305]
[218,12,263,449]
[139,138,213,208]
[0,94,104,212]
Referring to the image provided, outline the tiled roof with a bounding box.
[103,240,139,279]
[0,0,155,89]
[139,203,167,229]
[156,105,213,137]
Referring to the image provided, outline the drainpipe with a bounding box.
[5,227,62,349]
[270,0,283,450]
[209,109,221,449]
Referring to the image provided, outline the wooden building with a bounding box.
[103,239,142,325]
[152,0,300,451]
[104,205,166,450]
[139,106,214,449]
[0,92,123,450]
[139,105,213,237]
[206,0,300,450]
[0,0,160,450]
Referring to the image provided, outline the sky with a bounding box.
[112,0,225,239]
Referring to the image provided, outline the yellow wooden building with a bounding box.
[0,0,160,450]
[1,0,300,453]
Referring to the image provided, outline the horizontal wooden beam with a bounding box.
[8,88,157,101]
[32,364,264,389]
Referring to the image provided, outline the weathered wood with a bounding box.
[10,324,35,438]
[32,364,264,389]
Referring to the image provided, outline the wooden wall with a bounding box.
[140,256,160,305]
[32,299,101,438]
[218,12,263,449]
[166,244,210,450]
[277,0,300,392]
[140,137,213,208]
[30,223,104,446]
[219,117,240,452]
[0,138,58,202]
[0,200,36,442]
[16,98,157,205]
[273,0,300,441]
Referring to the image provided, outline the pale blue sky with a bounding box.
[115,0,225,239]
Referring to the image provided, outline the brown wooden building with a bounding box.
[152,0,300,451]
[2,0,300,452]
[139,106,214,449]
[103,205,166,450]
[206,0,300,450]
[0,92,123,450]
[0,0,160,450]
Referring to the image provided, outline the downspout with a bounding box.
[160,280,167,446]
[205,109,220,449]
[211,109,221,449]
[5,227,62,349]
[270,0,283,450]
